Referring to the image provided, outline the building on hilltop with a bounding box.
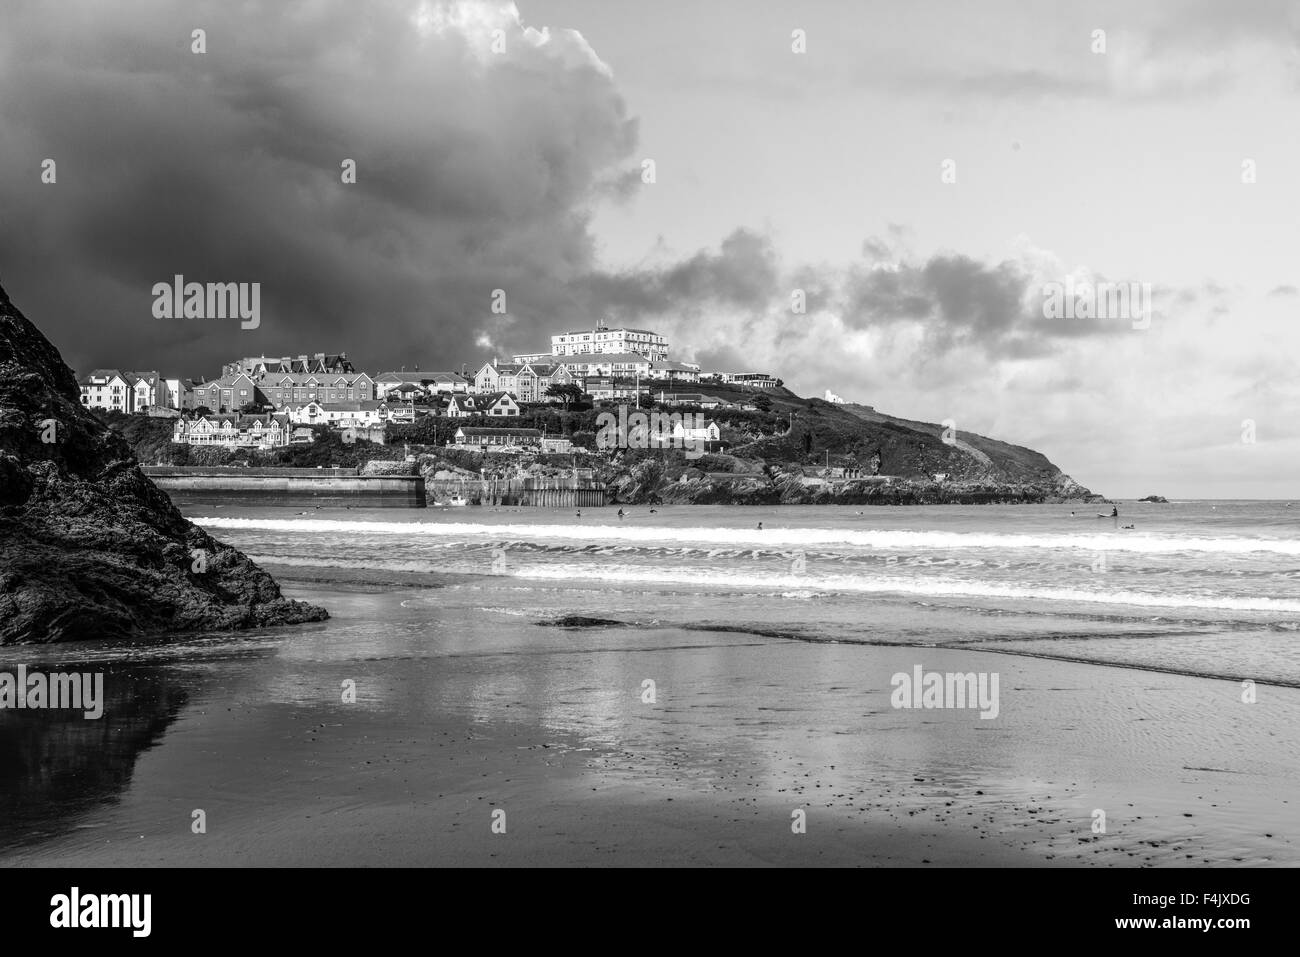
[649,360,700,383]
[512,318,669,364]
[721,371,779,389]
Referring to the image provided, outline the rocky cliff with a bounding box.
[0,282,327,644]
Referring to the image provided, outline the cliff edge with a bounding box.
[0,281,327,644]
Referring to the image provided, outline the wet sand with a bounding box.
[2,580,1297,867]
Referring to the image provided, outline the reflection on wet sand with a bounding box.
[0,665,190,849]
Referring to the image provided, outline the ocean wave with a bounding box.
[248,553,1300,613]
[197,517,1300,556]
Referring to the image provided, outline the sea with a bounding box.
[197,499,1300,687]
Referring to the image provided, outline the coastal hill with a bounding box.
[606,386,1099,505]
[0,282,327,644]
[101,380,1099,506]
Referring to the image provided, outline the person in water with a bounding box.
[1112,506,1119,517]
[757,522,763,530]
[617,508,625,520]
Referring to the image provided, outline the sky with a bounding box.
[1,0,1297,497]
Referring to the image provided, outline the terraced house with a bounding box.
[221,352,355,377]
[171,413,292,449]
[190,373,261,413]
[472,359,577,401]
[258,372,375,408]
[284,400,412,428]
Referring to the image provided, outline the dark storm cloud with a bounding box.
[0,0,638,378]
[574,228,781,320]
[839,249,1138,360]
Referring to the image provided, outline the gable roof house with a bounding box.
[172,413,292,449]
[190,373,263,413]
[446,391,519,418]
[258,371,374,409]
[78,369,135,412]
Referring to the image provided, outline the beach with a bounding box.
[2,502,1298,867]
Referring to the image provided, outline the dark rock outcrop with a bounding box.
[1138,495,1169,503]
[0,282,327,644]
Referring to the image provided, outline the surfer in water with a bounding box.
[757,522,763,530]
[617,508,625,520]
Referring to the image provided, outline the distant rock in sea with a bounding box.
[1138,495,1170,503]
[0,281,327,644]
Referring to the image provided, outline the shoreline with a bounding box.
[3,580,1295,867]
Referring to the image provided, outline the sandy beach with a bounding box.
[3,574,1295,868]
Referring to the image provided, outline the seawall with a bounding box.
[143,466,426,508]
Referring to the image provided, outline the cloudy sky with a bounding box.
[1,0,1297,497]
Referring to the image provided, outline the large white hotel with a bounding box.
[513,320,670,365]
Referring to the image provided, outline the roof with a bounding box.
[558,327,662,337]
[650,361,698,371]
[263,372,372,385]
[188,413,288,428]
[571,352,652,364]
[193,373,257,389]
[455,427,543,438]
[80,369,128,384]
[316,401,388,412]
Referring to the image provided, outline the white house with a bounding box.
[129,371,162,411]
[172,413,292,449]
[672,419,721,443]
[446,392,519,418]
[285,400,402,428]
[550,320,668,362]
[79,370,134,412]
[561,352,652,379]
[649,360,700,383]
[721,372,779,389]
